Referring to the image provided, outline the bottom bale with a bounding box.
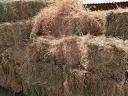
[23,62,65,96]
[84,73,128,96]
[85,37,128,84]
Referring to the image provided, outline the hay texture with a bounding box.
[2,1,128,95]
[86,37,126,82]
[84,72,128,96]
[105,11,128,40]
[24,36,86,96]
[31,0,103,39]
[0,1,46,23]
[80,36,128,96]
[84,36,128,86]
[0,20,32,50]
[0,35,89,96]
[0,46,27,93]
[1,35,128,96]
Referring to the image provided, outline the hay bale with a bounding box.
[25,61,64,96]
[28,35,88,66]
[54,16,82,37]
[85,36,128,84]
[80,13,103,36]
[23,40,65,96]
[30,0,103,39]
[105,11,128,40]
[0,1,46,23]
[84,72,128,96]
[0,46,27,93]
[0,20,32,51]
[49,36,82,66]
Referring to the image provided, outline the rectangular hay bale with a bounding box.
[86,37,128,83]
[0,20,32,50]
[0,1,46,22]
[105,11,128,40]
[84,73,128,96]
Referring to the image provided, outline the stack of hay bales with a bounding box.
[0,0,103,93]
[1,0,128,96]
[83,36,128,96]
[24,36,128,96]
[0,0,47,95]
[1,36,128,96]
[21,36,87,96]
[27,0,104,95]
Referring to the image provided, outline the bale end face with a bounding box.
[105,11,128,40]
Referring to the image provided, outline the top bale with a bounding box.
[0,1,46,23]
[105,11,128,40]
[31,0,103,39]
